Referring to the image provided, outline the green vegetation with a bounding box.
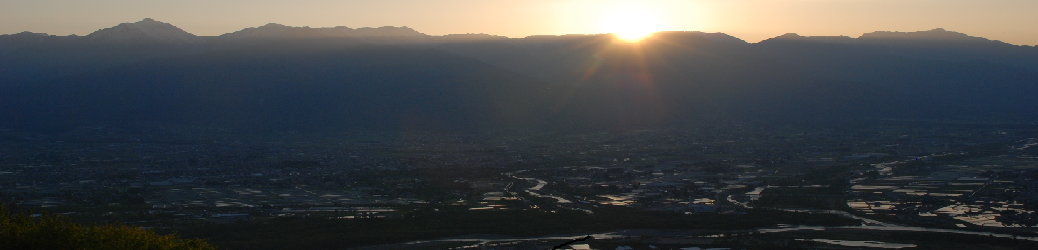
[0,205,215,250]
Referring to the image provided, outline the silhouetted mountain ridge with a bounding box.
[85,18,204,44]
[760,28,1038,71]
[1,19,1036,132]
[216,23,430,43]
[0,42,555,132]
[858,28,991,42]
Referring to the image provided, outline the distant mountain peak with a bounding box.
[9,31,51,37]
[438,33,510,42]
[650,31,748,44]
[85,18,203,44]
[220,23,428,40]
[345,26,427,37]
[219,23,325,39]
[763,33,855,43]
[759,28,1000,46]
[857,28,988,42]
[260,23,288,28]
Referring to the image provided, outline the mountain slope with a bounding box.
[2,21,1037,132]
[423,30,1038,126]
[0,19,209,87]
[85,18,205,44]
[0,40,555,132]
[216,23,431,43]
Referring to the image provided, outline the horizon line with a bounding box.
[4,18,1036,46]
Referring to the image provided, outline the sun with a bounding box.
[599,4,663,42]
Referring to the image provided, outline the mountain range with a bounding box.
[1,19,1037,132]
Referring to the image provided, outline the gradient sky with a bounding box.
[2,0,1036,45]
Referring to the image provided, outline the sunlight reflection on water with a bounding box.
[799,239,916,249]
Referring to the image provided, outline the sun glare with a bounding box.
[599,4,663,42]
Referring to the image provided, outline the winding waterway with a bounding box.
[448,168,1038,248]
[505,170,572,204]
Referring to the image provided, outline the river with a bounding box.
[505,170,572,204]
[475,166,1038,247]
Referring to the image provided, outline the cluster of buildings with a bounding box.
[1,124,1035,229]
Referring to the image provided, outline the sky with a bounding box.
[2,0,1037,45]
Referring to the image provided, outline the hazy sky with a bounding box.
[2,0,1036,45]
